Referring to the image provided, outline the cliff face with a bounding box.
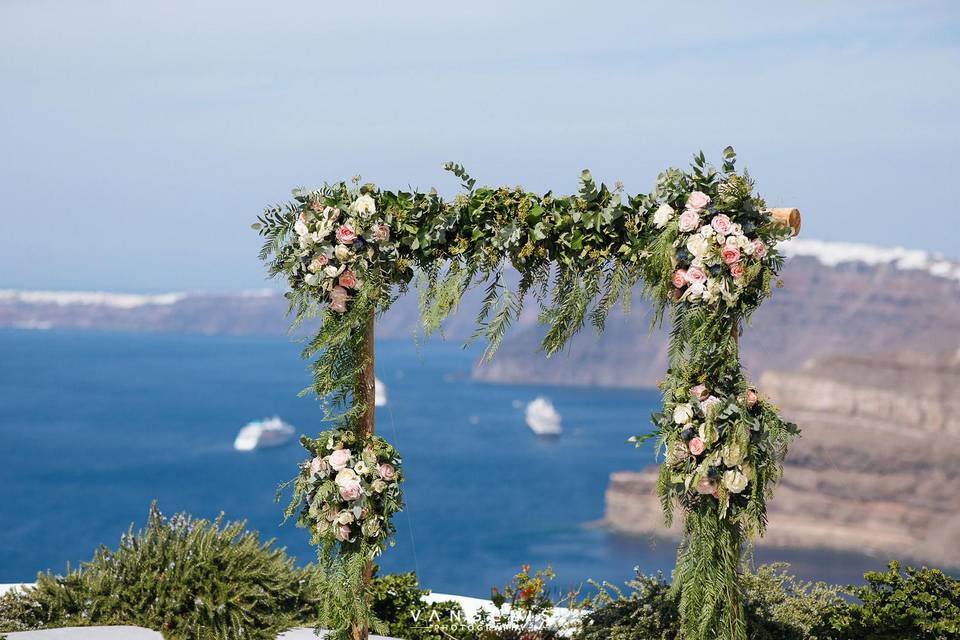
[604,351,960,568]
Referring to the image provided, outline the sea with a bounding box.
[0,329,884,597]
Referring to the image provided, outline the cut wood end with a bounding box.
[767,207,801,236]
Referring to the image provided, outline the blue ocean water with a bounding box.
[0,329,881,596]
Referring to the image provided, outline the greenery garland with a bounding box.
[255,147,799,640]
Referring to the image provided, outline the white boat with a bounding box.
[525,397,562,436]
[233,416,295,451]
[375,377,387,407]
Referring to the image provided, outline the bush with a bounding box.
[575,564,844,640]
[741,564,843,640]
[0,502,320,638]
[575,571,677,640]
[371,571,467,640]
[827,561,960,640]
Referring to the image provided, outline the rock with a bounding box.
[604,351,960,568]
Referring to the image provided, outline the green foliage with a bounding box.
[575,564,844,640]
[828,562,960,640]
[0,502,320,639]
[741,564,843,640]
[576,572,679,640]
[371,572,467,640]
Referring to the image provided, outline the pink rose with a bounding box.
[711,214,732,236]
[695,477,716,495]
[686,191,710,211]
[729,262,745,278]
[338,481,362,501]
[330,285,349,301]
[688,437,705,456]
[685,266,707,285]
[377,463,395,481]
[309,456,328,477]
[721,246,741,265]
[329,299,347,314]
[309,255,328,271]
[335,224,357,244]
[372,224,390,242]
[328,448,351,471]
[752,239,767,258]
[671,269,687,288]
[678,209,700,232]
[338,270,358,289]
[690,384,709,401]
[701,395,722,414]
[335,524,352,542]
[745,389,759,409]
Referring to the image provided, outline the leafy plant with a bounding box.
[371,571,468,640]
[827,561,960,640]
[0,502,320,639]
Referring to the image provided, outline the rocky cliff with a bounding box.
[604,351,960,568]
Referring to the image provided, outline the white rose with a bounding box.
[686,235,710,258]
[294,219,309,237]
[336,510,354,524]
[334,244,351,261]
[723,469,748,494]
[352,195,376,217]
[653,203,675,228]
[729,223,743,236]
[335,468,358,487]
[323,265,341,278]
[698,225,714,238]
[686,281,706,299]
[304,273,320,287]
[673,403,694,424]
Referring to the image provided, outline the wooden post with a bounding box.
[351,308,375,640]
[766,207,801,236]
[732,208,802,341]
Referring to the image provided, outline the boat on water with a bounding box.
[233,416,295,451]
[375,377,387,407]
[525,397,562,436]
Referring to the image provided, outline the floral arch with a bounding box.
[254,148,802,640]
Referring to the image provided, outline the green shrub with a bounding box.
[0,503,321,639]
[371,571,467,640]
[575,571,678,640]
[827,561,960,640]
[575,564,844,640]
[741,564,843,640]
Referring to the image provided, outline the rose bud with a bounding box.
[745,388,759,409]
[695,478,716,495]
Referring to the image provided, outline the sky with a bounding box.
[0,1,957,292]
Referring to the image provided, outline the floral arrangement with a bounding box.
[284,429,403,551]
[256,148,800,640]
[279,429,403,639]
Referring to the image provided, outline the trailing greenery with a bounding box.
[0,502,321,639]
[255,148,801,639]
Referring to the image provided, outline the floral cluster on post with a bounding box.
[285,429,403,554]
[290,191,393,315]
[660,383,762,515]
[655,190,771,305]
